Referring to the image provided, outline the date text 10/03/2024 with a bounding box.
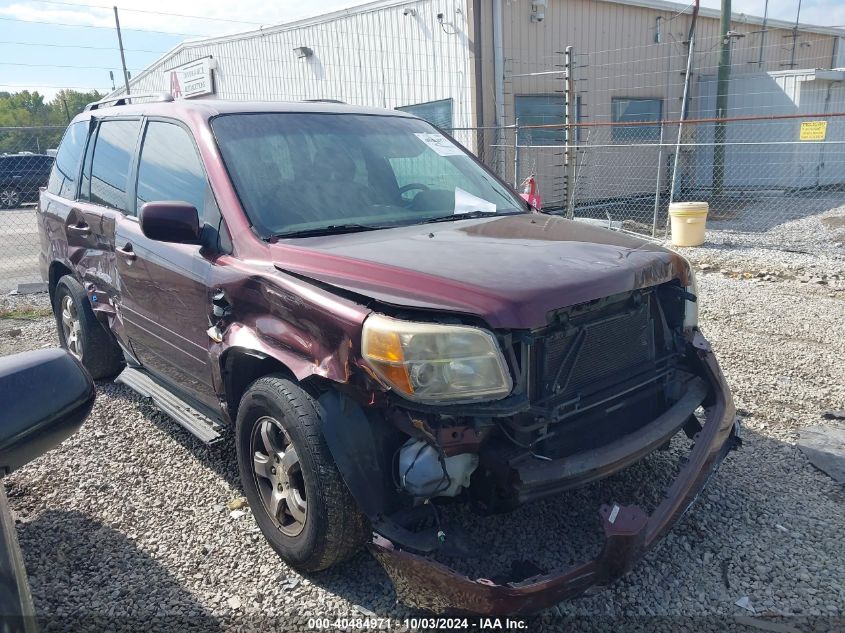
[306,617,530,630]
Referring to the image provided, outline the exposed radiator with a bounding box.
[537,300,655,401]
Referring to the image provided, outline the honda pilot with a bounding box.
[37,95,739,615]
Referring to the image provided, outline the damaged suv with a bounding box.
[38,95,739,615]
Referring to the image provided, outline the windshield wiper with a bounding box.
[420,210,504,225]
[272,223,383,239]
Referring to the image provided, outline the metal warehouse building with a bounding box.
[115,0,845,205]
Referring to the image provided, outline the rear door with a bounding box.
[113,118,218,408]
[71,117,142,349]
[39,121,90,277]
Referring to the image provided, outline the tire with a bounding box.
[0,187,20,209]
[53,275,124,380]
[235,375,370,572]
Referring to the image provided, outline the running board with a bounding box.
[116,368,223,444]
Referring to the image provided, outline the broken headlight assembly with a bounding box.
[361,314,512,404]
[684,266,699,330]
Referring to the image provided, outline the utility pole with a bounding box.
[789,0,803,69]
[712,0,731,196]
[113,6,131,95]
[756,0,769,68]
[61,96,71,123]
[669,0,698,208]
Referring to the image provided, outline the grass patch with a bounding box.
[0,305,53,320]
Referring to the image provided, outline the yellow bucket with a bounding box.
[669,201,709,247]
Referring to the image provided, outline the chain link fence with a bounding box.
[0,127,64,292]
[448,31,845,257]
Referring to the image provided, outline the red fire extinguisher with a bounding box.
[519,175,542,210]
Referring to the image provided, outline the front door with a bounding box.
[112,119,218,408]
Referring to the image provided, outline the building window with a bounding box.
[611,98,662,142]
[514,95,582,145]
[396,99,453,130]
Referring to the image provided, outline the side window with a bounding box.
[47,121,88,198]
[135,121,207,217]
[611,98,662,142]
[515,95,585,144]
[89,119,140,211]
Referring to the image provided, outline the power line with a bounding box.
[0,62,144,71]
[0,40,166,53]
[0,15,208,37]
[0,83,107,90]
[27,0,266,26]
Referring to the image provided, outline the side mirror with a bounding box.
[139,201,201,244]
[0,349,95,474]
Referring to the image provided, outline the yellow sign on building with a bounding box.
[800,121,827,141]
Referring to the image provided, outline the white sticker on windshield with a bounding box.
[414,132,464,156]
[454,187,497,215]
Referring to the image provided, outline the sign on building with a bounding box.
[799,120,827,141]
[167,58,215,99]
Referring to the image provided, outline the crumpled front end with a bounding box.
[367,330,739,616]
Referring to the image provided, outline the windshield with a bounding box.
[211,113,526,238]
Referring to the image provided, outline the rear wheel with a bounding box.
[53,275,124,380]
[235,375,370,572]
[0,187,20,209]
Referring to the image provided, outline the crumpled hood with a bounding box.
[270,214,689,329]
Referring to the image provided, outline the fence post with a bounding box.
[669,31,695,212]
[564,45,577,219]
[513,118,520,188]
[652,121,666,237]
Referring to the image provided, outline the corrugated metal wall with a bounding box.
[120,0,474,131]
[694,71,845,188]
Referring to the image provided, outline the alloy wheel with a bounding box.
[251,416,307,536]
[0,188,20,209]
[60,294,83,360]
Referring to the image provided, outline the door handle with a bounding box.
[117,243,137,261]
[67,223,91,236]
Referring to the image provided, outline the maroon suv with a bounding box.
[37,95,739,615]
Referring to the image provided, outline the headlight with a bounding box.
[361,314,513,404]
[684,266,699,329]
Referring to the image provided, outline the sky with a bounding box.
[1,0,843,101]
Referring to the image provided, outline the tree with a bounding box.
[0,89,103,154]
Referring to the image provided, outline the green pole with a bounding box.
[712,0,731,196]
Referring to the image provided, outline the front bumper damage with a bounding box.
[367,331,739,616]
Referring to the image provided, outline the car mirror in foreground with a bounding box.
[139,201,201,244]
[0,348,95,475]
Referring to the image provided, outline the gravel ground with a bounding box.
[2,252,844,631]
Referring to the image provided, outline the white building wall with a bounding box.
[119,0,474,131]
[694,70,845,189]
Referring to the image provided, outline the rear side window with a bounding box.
[135,121,206,217]
[89,119,140,211]
[47,122,87,198]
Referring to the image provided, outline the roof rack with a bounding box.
[85,92,174,111]
[302,99,346,104]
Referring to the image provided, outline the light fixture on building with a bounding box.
[293,46,313,59]
[530,0,547,22]
[402,7,416,17]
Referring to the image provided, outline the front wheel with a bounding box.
[235,375,370,572]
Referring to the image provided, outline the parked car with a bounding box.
[0,153,54,209]
[0,348,95,631]
[37,95,739,615]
